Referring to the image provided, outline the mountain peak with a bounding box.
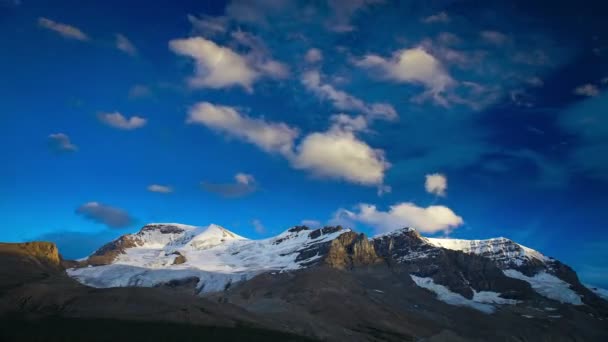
[372,226,417,239]
[187,224,247,250]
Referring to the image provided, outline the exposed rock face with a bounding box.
[324,232,381,269]
[171,252,186,265]
[86,235,139,266]
[0,242,61,267]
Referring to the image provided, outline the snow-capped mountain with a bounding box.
[68,223,347,293]
[68,223,606,313]
[426,236,549,268]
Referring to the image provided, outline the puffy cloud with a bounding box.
[147,184,173,193]
[305,48,323,63]
[38,17,89,41]
[425,173,447,196]
[169,37,258,91]
[291,121,389,186]
[421,12,450,24]
[573,84,600,97]
[252,219,266,234]
[355,47,454,105]
[99,112,147,130]
[76,202,135,229]
[48,133,77,152]
[187,102,390,188]
[301,70,397,121]
[332,202,463,234]
[115,33,137,56]
[187,102,298,155]
[169,35,288,91]
[201,172,258,198]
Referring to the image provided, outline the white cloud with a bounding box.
[169,35,289,91]
[48,133,77,152]
[422,12,450,24]
[355,47,454,105]
[425,173,447,196]
[115,33,137,56]
[301,69,397,120]
[332,202,463,234]
[573,84,600,97]
[291,120,389,186]
[252,219,266,234]
[187,102,390,188]
[38,17,89,41]
[169,37,258,91]
[187,102,298,155]
[147,184,173,193]
[305,48,323,63]
[99,112,147,130]
[235,172,255,185]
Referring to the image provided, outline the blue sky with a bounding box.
[1,0,607,286]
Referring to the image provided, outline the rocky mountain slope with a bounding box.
[69,223,605,308]
[2,224,607,341]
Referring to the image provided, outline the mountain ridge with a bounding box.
[2,224,608,341]
[67,223,606,311]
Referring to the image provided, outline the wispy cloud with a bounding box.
[147,184,173,194]
[421,11,450,24]
[38,17,89,41]
[201,172,258,198]
[252,219,265,234]
[573,83,600,97]
[48,133,78,152]
[301,69,397,121]
[115,33,137,56]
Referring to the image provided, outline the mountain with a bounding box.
[2,224,607,341]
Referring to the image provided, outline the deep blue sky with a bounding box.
[1,0,607,286]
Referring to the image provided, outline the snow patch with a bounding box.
[427,237,548,267]
[410,275,518,314]
[585,284,608,301]
[503,269,582,305]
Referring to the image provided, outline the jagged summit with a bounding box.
[426,236,550,268]
[372,226,417,238]
[67,222,606,314]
